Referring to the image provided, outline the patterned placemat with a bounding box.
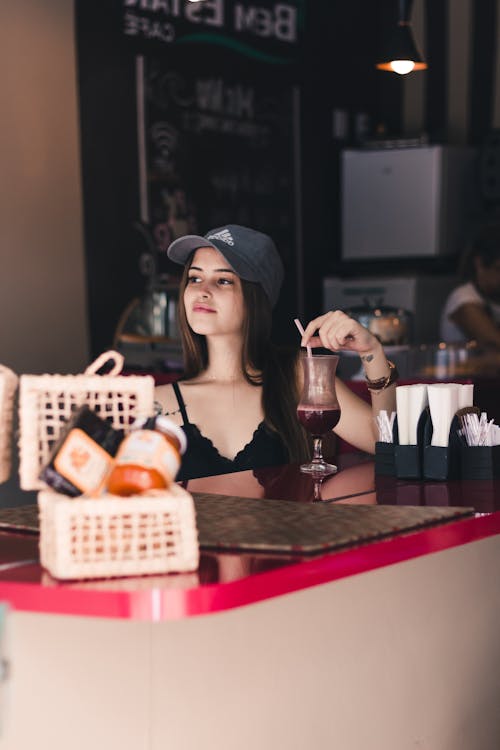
[0,504,39,534]
[193,493,474,555]
[0,496,475,556]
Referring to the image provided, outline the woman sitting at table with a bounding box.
[439,223,500,348]
[154,224,397,479]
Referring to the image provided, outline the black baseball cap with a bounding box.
[167,224,284,307]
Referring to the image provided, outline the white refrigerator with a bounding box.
[341,145,478,260]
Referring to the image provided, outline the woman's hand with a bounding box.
[300,311,381,355]
[301,311,396,451]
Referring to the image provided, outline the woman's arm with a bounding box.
[450,303,500,349]
[300,311,397,453]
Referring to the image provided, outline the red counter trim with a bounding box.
[1,513,499,621]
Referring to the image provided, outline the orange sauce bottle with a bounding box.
[106,416,187,497]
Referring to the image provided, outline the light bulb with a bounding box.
[390,60,415,75]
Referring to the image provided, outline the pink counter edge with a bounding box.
[1,512,499,622]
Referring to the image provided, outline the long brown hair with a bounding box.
[177,260,309,462]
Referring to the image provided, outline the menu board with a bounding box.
[139,58,299,337]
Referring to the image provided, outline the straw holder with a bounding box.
[422,415,500,481]
[374,441,396,476]
[375,410,428,479]
[460,445,500,480]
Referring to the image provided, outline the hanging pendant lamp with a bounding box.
[376,0,427,75]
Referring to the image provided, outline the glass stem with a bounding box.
[313,479,323,501]
[312,437,324,464]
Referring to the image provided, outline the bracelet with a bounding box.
[365,360,399,392]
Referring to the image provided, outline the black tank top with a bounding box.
[171,381,288,480]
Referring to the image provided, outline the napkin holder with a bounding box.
[423,415,461,481]
[393,408,428,479]
[376,405,500,481]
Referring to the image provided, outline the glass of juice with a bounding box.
[297,353,340,476]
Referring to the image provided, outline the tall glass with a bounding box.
[297,353,340,476]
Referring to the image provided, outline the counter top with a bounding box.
[1,454,499,621]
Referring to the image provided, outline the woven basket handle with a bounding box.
[84,350,124,376]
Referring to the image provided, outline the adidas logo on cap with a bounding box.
[206,229,234,246]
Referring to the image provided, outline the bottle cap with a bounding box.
[131,416,155,431]
[153,415,188,455]
[131,415,187,455]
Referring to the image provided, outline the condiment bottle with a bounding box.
[40,405,124,497]
[106,416,187,496]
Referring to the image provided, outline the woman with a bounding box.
[155,224,397,480]
[440,223,500,348]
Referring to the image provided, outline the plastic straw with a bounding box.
[374,410,396,443]
[294,318,312,357]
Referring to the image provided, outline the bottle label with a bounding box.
[114,430,180,482]
[54,428,114,495]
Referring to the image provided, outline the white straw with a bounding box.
[374,409,396,443]
[460,411,497,446]
[294,318,312,357]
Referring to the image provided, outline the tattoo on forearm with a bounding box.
[361,354,374,363]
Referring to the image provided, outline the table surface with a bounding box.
[1,453,499,621]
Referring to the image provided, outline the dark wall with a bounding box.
[76,0,388,353]
[76,3,141,357]
[77,0,306,352]
[300,1,399,322]
[75,0,500,356]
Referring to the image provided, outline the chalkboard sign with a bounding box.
[119,0,304,65]
[75,0,304,353]
[139,57,299,339]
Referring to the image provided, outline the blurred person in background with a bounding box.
[440,223,500,348]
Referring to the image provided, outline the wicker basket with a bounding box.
[0,365,19,484]
[19,351,155,491]
[38,483,199,580]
